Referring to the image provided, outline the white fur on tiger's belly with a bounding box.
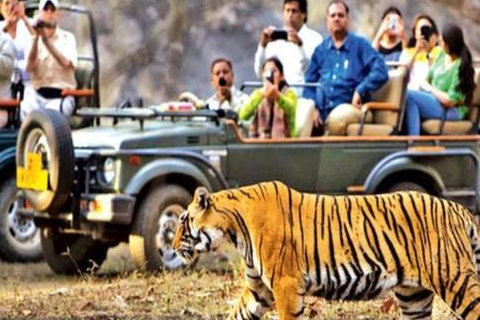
[306,266,400,300]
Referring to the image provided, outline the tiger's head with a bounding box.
[173,187,229,264]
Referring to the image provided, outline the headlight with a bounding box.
[101,157,116,185]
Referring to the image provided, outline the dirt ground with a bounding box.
[0,244,458,320]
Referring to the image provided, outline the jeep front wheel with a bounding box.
[0,176,42,262]
[41,228,108,275]
[129,184,191,271]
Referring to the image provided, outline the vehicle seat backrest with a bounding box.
[371,66,408,129]
[68,59,95,129]
[75,60,94,90]
[295,98,315,137]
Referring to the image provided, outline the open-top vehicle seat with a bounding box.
[346,65,408,136]
[421,67,480,135]
[295,98,315,137]
[64,58,96,109]
[66,58,97,128]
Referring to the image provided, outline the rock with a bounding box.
[462,0,480,23]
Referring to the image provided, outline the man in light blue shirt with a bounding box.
[304,0,388,135]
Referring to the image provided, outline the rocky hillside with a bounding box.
[72,0,480,107]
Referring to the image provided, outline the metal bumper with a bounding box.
[80,194,135,225]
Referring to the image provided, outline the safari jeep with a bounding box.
[15,59,480,275]
[0,2,100,262]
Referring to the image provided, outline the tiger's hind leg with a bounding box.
[227,279,274,320]
[393,286,434,320]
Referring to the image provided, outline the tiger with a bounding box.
[173,181,480,320]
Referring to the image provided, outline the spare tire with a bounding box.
[16,109,74,213]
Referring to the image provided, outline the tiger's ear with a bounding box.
[194,187,211,210]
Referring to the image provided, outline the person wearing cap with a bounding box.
[21,0,77,119]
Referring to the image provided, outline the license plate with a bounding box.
[17,153,48,191]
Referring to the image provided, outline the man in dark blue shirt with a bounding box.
[303,0,388,135]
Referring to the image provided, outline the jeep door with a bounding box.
[315,138,407,194]
[225,132,321,191]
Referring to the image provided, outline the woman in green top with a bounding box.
[404,23,475,135]
[239,57,297,138]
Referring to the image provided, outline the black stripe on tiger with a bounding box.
[460,296,480,319]
[313,195,321,286]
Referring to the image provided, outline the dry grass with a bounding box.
[0,244,460,320]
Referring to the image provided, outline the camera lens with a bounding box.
[218,77,227,86]
[420,25,432,40]
[263,69,274,84]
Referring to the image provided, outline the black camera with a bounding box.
[218,77,227,87]
[271,30,288,41]
[420,25,433,41]
[263,69,274,84]
[34,20,55,29]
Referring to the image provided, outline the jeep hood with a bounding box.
[71,121,217,149]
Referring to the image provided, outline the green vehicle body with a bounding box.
[70,115,479,220]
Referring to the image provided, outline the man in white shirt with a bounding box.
[207,58,248,113]
[254,0,322,93]
[21,0,77,119]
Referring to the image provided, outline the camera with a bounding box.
[218,77,227,87]
[34,20,55,29]
[263,69,274,84]
[271,30,288,41]
[420,25,433,41]
[389,16,397,31]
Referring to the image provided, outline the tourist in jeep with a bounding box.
[0,28,16,128]
[239,57,297,139]
[404,23,475,136]
[399,14,441,90]
[21,0,77,119]
[372,6,406,62]
[303,0,388,136]
[206,58,248,113]
[0,0,34,98]
[254,0,322,95]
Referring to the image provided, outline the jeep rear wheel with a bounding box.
[129,184,191,271]
[0,176,42,262]
[16,109,74,213]
[41,228,108,275]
